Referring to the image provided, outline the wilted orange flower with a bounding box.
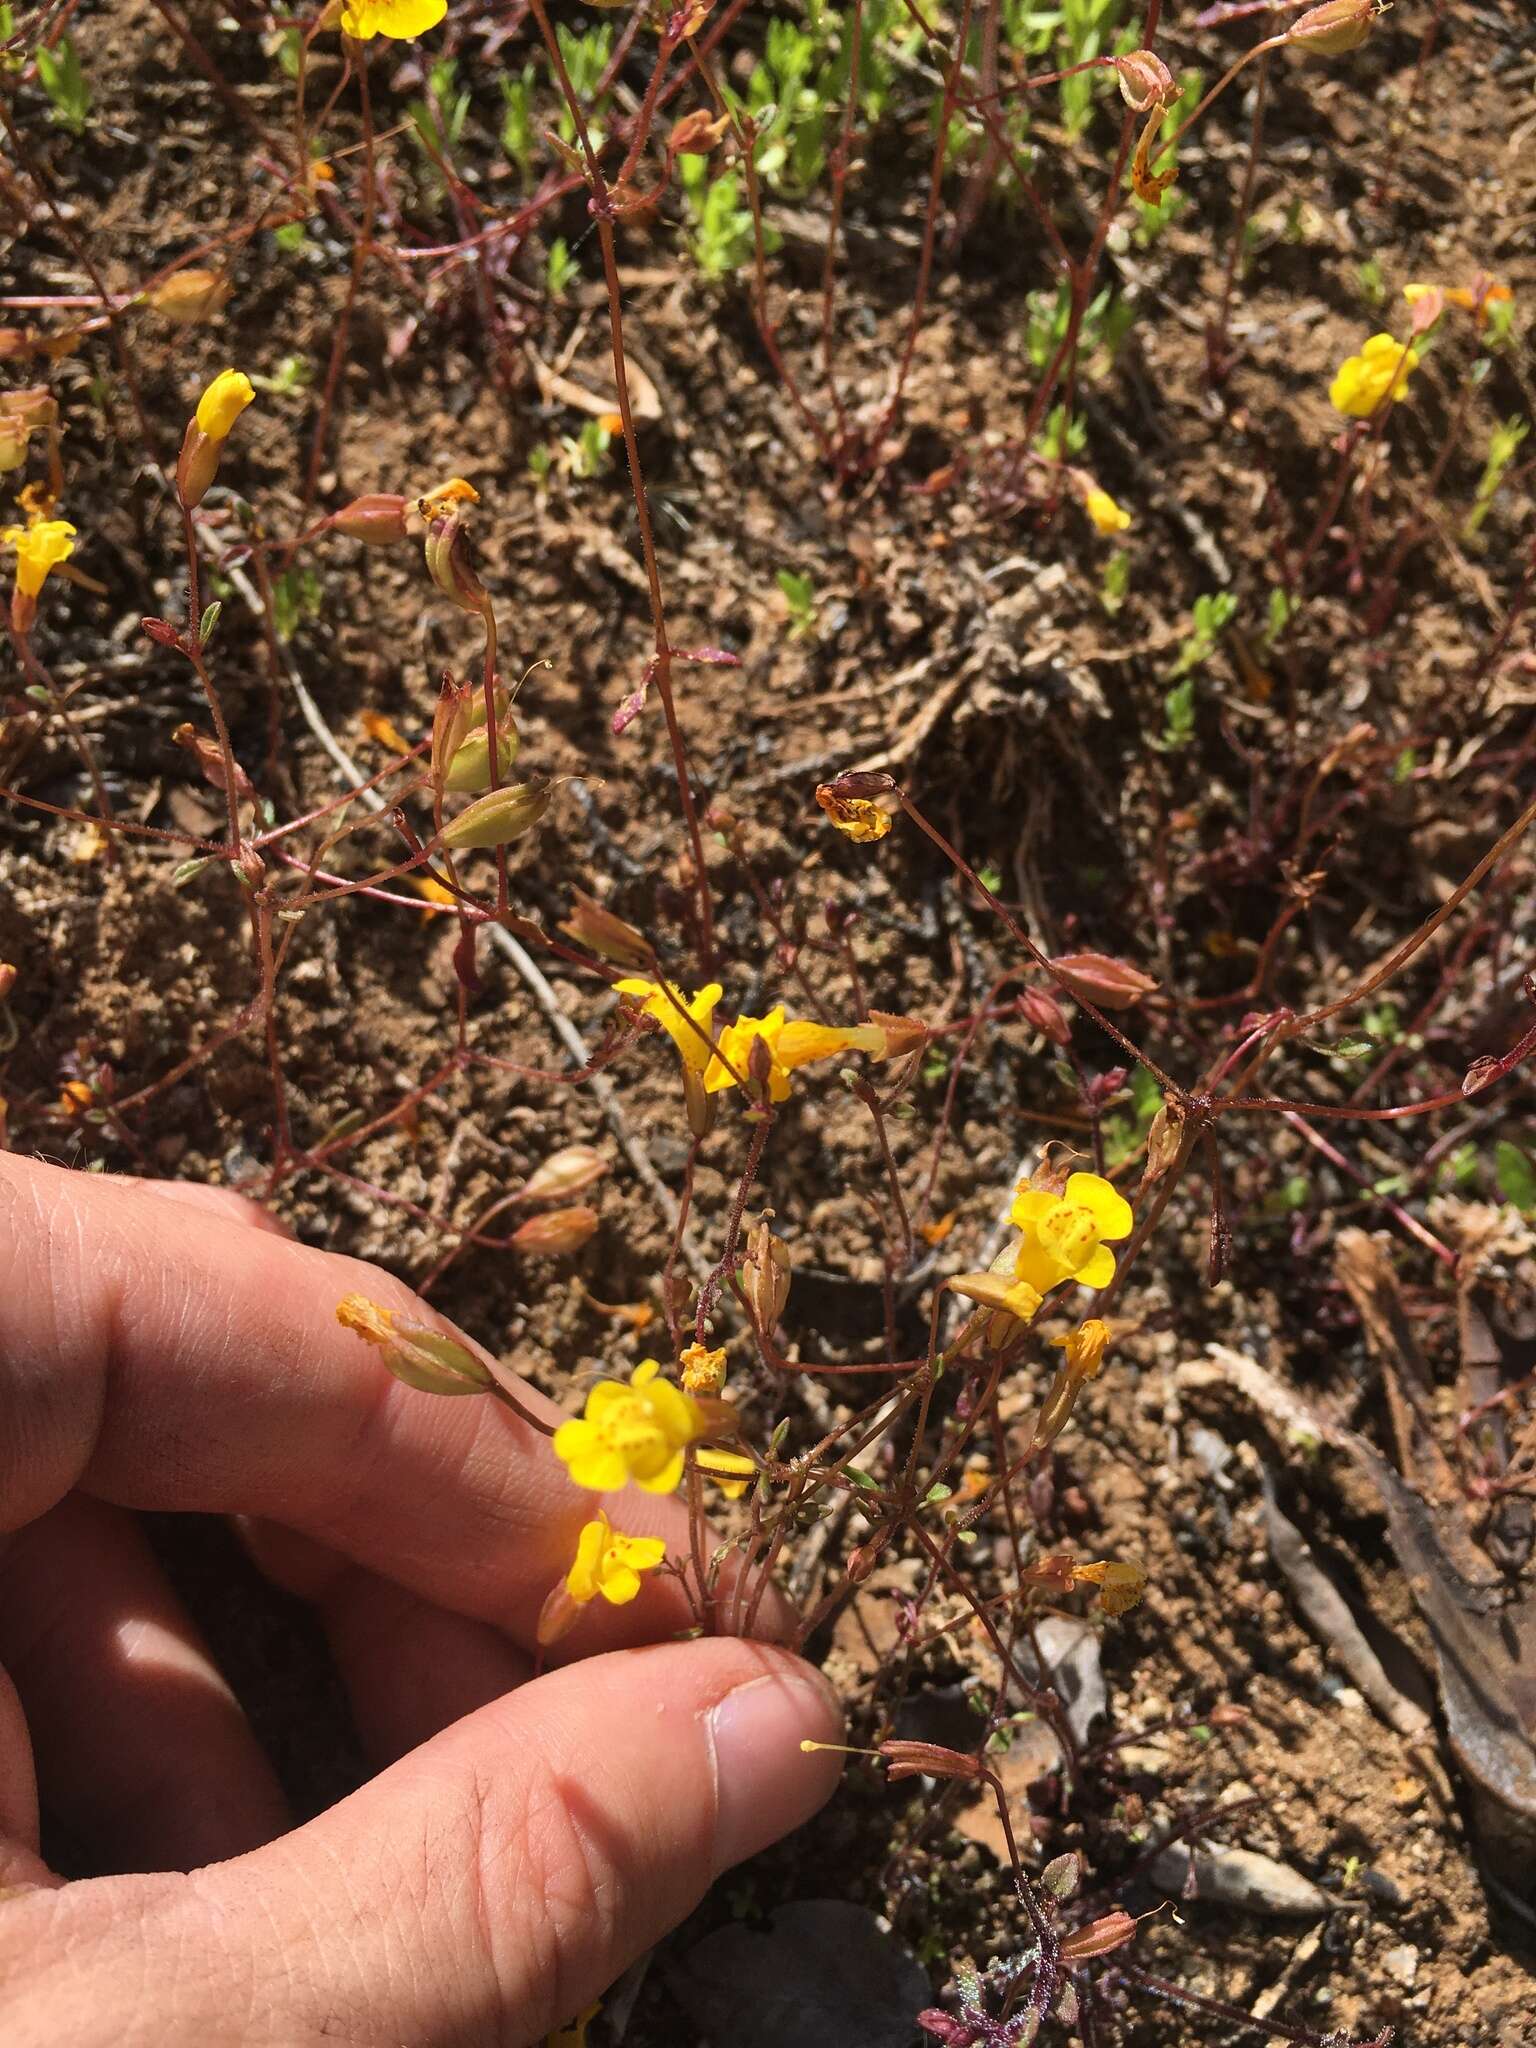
[679,1341,727,1397]
[1051,1317,1110,1379]
[362,708,412,754]
[1072,1558,1147,1615]
[816,783,892,842]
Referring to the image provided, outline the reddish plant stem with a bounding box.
[302,42,376,516]
[528,0,717,970]
[1209,49,1269,378]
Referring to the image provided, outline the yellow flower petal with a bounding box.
[1064,1171,1134,1243]
[1085,486,1131,536]
[696,1448,757,1499]
[339,0,447,38]
[1329,332,1419,418]
[616,976,722,1076]
[635,1448,686,1495]
[1075,1244,1118,1291]
[4,516,75,598]
[194,368,254,441]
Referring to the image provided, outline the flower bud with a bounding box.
[741,1216,792,1333]
[335,1293,494,1396]
[440,778,551,851]
[0,962,17,1002]
[1030,1364,1083,1451]
[1139,1098,1185,1195]
[177,369,254,509]
[430,674,476,790]
[916,2012,977,2046]
[1286,0,1379,55]
[517,1144,609,1207]
[822,768,896,802]
[424,507,489,614]
[147,269,231,325]
[0,388,57,474]
[328,493,410,546]
[443,720,519,792]
[747,1029,776,1099]
[1050,950,1158,1010]
[1059,1910,1137,1963]
[559,888,655,971]
[511,1204,598,1255]
[684,1068,717,1141]
[1020,986,1071,1046]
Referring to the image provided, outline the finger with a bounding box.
[323,1568,535,1766]
[133,1179,293,1237]
[13,1640,843,2045]
[0,1660,40,1854]
[0,1496,289,1871]
[238,1518,533,1765]
[0,1152,743,1655]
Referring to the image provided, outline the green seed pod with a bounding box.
[444,720,520,793]
[335,1293,493,1397]
[441,777,551,851]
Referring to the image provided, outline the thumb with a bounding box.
[7,1640,843,2047]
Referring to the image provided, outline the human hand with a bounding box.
[0,1153,842,2046]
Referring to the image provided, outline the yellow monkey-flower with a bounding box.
[1011,1172,1132,1296]
[339,0,447,39]
[536,1514,667,1645]
[178,369,256,509]
[566,1512,667,1607]
[553,1359,706,1496]
[614,974,723,1135]
[1084,486,1131,536]
[704,1008,886,1103]
[194,369,255,440]
[3,517,75,629]
[1329,333,1419,419]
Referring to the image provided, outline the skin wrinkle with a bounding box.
[0,1174,105,1528]
[460,1761,526,2048]
[499,1753,617,2041]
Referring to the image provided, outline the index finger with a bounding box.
[0,1153,714,1655]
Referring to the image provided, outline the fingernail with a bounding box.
[707,1661,844,1876]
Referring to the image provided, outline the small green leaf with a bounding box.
[1495,1140,1536,1213]
[1326,1035,1378,1060]
[199,601,221,645]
